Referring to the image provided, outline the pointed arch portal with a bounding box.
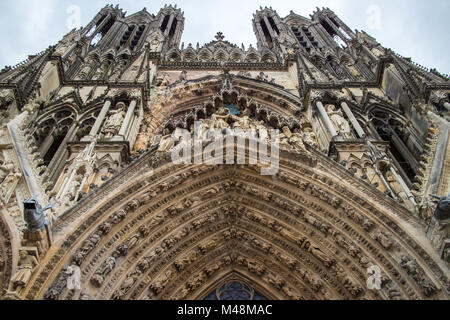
[21,139,448,300]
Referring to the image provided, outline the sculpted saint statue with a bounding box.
[149,37,161,52]
[210,108,231,130]
[326,104,351,135]
[0,160,15,184]
[290,128,307,151]
[9,250,39,294]
[279,126,306,150]
[158,129,175,152]
[232,115,253,131]
[0,171,21,202]
[103,106,126,139]
[279,126,293,148]
[302,128,318,148]
[232,109,254,131]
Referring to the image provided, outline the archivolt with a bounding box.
[0,206,19,298]
[23,146,449,300]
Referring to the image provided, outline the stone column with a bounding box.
[47,121,80,182]
[331,15,355,38]
[340,101,365,138]
[316,100,338,138]
[325,16,349,43]
[118,100,137,138]
[391,131,419,171]
[82,100,111,141]
[375,166,397,200]
[390,167,417,206]
[39,128,56,156]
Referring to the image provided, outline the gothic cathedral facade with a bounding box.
[0,5,449,300]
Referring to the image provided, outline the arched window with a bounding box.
[91,33,102,47]
[117,25,135,50]
[168,19,178,38]
[160,15,170,33]
[89,16,115,47]
[130,25,146,51]
[34,109,75,166]
[320,19,347,48]
[292,26,319,53]
[86,14,107,37]
[268,16,280,35]
[260,19,273,47]
[205,281,267,301]
[370,110,419,182]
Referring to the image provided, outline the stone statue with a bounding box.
[9,250,38,295]
[0,160,14,184]
[279,127,293,148]
[279,126,306,150]
[0,170,21,203]
[302,128,318,148]
[232,112,253,131]
[326,104,351,136]
[102,106,126,139]
[256,72,269,82]
[290,128,307,151]
[179,70,187,82]
[66,265,81,291]
[66,177,82,202]
[156,73,170,87]
[211,108,231,130]
[149,37,161,52]
[430,194,450,221]
[110,59,127,81]
[158,128,175,152]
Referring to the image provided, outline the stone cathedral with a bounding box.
[0,4,449,301]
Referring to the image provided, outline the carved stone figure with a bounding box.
[66,265,81,291]
[0,170,21,202]
[149,37,162,52]
[102,106,126,139]
[279,126,293,148]
[232,114,253,131]
[211,108,231,130]
[8,250,38,294]
[374,231,393,250]
[308,246,335,267]
[101,257,117,277]
[158,129,175,152]
[179,70,187,82]
[326,104,351,136]
[302,127,318,148]
[290,129,307,151]
[0,160,14,184]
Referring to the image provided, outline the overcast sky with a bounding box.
[0,0,448,74]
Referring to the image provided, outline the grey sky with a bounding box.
[0,0,448,74]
